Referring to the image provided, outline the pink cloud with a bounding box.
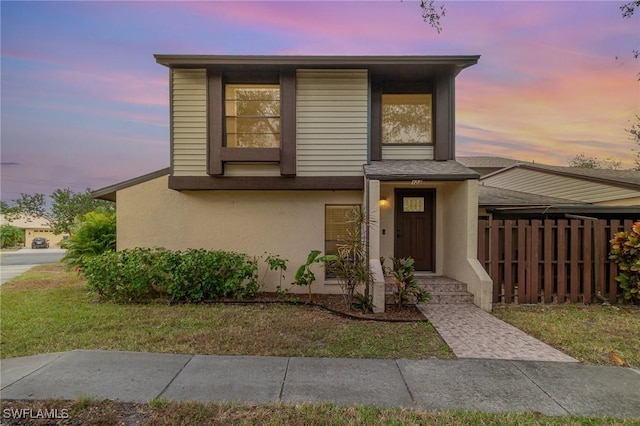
[50,69,167,107]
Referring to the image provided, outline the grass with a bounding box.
[0,264,452,360]
[1,399,635,426]
[493,304,640,368]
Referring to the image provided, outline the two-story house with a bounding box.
[94,55,492,312]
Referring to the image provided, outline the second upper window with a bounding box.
[225,84,280,148]
[382,94,432,144]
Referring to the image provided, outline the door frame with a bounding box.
[394,188,436,271]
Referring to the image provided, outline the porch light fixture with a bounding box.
[379,197,389,208]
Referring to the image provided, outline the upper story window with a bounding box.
[225,84,280,148]
[382,94,432,144]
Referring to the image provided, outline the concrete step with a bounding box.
[429,291,475,304]
[385,275,474,305]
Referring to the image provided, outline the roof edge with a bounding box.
[154,54,480,69]
[481,163,640,191]
[92,168,170,201]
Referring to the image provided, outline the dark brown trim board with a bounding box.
[434,74,454,161]
[168,176,364,191]
[280,68,297,176]
[208,69,224,175]
[220,148,280,162]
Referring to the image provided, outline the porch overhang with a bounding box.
[364,160,480,181]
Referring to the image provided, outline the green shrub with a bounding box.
[610,222,640,304]
[387,257,430,308]
[62,211,116,269]
[83,248,258,303]
[0,224,24,248]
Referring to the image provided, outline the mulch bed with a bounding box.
[227,292,427,322]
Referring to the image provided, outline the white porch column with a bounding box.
[368,179,385,313]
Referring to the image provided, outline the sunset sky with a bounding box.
[1,1,638,201]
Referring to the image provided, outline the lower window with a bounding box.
[325,204,361,258]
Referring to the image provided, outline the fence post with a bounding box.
[504,219,514,304]
[609,220,620,302]
[595,220,606,300]
[543,220,554,303]
[491,220,501,303]
[583,220,593,304]
[557,219,568,303]
[530,220,541,303]
[570,220,580,303]
[518,220,527,304]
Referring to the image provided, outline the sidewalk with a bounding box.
[2,350,639,418]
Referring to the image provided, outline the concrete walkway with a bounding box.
[419,304,578,362]
[1,350,639,418]
[0,264,37,285]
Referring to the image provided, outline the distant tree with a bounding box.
[0,225,24,248]
[626,115,640,171]
[569,154,601,169]
[4,189,114,236]
[621,1,640,62]
[0,201,12,214]
[419,0,446,33]
[61,210,116,269]
[568,154,622,170]
[621,0,640,17]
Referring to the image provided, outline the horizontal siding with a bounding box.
[172,69,208,176]
[296,70,368,177]
[382,145,434,161]
[483,168,640,204]
[224,164,281,177]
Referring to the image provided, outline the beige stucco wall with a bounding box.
[441,180,492,311]
[116,175,363,294]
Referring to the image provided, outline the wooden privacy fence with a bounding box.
[478,219,634,304]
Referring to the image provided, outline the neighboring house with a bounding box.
[458,157,640,220]
[457,156,526,176]
[93,55,493,312]
[458,158,639,305]
[0,214,64,248]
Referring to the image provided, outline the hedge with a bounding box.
[82,247,258,303]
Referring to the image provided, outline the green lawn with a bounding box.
[493,304,640,368]
[1,399,634,426]
[0,264,452,360]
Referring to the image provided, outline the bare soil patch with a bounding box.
[234,292,426,321]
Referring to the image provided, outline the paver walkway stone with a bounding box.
[418,304,578,362]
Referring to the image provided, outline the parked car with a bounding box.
[31,237,49,249]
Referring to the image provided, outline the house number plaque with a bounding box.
[403,197,425,212]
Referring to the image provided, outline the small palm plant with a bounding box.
[389,257,430,308]
[293,250,335,302]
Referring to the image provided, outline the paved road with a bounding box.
[0,248,66,285]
